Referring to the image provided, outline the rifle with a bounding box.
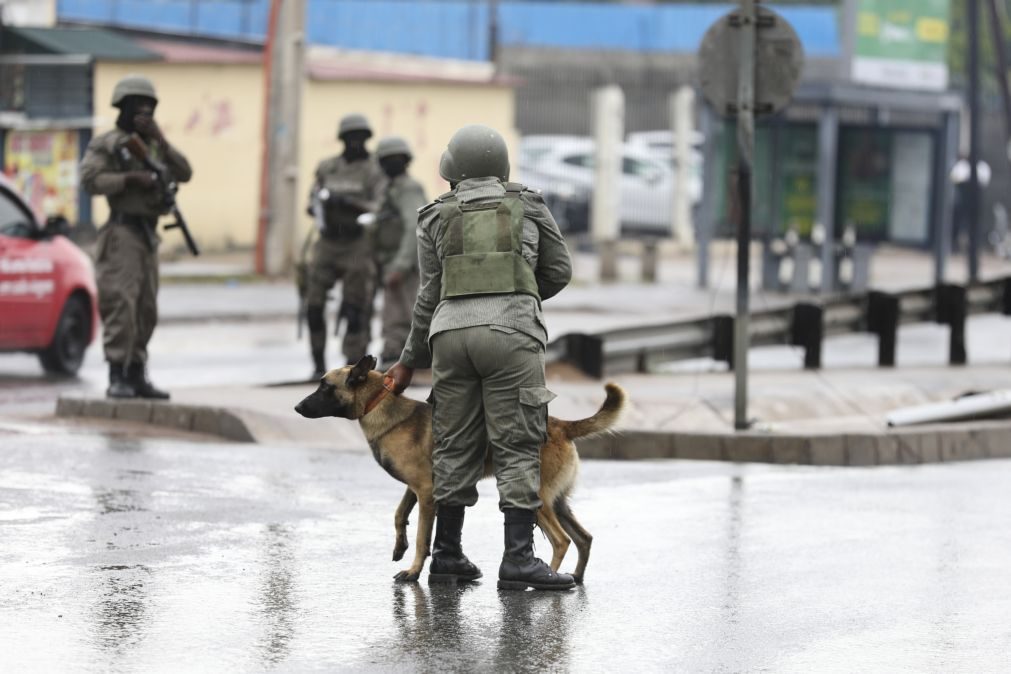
[122,135,200,256]
[294,227,318,340]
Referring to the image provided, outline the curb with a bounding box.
[56,396,256,443]
[56,396,1011,465]
[576,423,1011,465]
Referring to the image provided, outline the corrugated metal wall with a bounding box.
[57,0,839,60]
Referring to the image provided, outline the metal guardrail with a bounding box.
[551,275,1011,378]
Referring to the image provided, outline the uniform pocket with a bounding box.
[489,325,517,334]
[502,385,555,446]
[519,385,556,407]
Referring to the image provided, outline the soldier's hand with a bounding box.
[385,270,404,290]
[134,115,164,144]
[125,171,158,189]
[385,362,414,394]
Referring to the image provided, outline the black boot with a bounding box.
[106,362,137,399]
[127,362,170,400]
[428,505,482,584]
[498,508,575,591]
[311,350,326,380]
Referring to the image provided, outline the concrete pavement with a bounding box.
[3,428,1010,671]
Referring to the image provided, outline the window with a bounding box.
[0,189,37,238]
[562,154,594,168]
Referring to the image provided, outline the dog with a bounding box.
[294,355,626,583]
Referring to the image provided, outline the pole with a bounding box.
[968,0,981,283]
[733,0,756,431]
[255,0,282,275]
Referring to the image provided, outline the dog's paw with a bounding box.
[392,540,408,562]
[393,569,421,583]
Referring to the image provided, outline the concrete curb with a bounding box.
[57,395,1011,465]
[575,423,1011,465]
[56,396,256,443]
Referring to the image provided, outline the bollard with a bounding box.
[712,314,735,369]
[790,303,823,369]
[936,284,967,365]
[867,291,899,367]
[598,240,619,282]
[641,239,659,283]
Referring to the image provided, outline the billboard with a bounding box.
[2,130,80,222]
[851,0,950,91]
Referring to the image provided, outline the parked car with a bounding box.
[626,130,705,204]
[517,135,702,236]
[0,173,98,375]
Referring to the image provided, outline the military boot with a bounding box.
[128,363,170,400]
[311,350,326,380]
[106,363,137,399]
[428,505,482,584]
[498,508,575,591]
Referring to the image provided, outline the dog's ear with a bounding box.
[346,354,377,387]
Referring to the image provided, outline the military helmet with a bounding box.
[439,124,510,183]
[375,136,412,160]
[111,75,158,107]
[337,113,372,139]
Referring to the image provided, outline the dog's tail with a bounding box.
[558,382,626,440]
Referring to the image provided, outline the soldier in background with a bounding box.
[80,75,192,400]
[371,136,427,369]
[305,113,386,378]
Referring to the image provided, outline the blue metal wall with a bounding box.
[57,1,838,60]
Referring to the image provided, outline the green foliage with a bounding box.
[947,0,1011,92]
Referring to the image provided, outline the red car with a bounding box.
[0,173,98,375]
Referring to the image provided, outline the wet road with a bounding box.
[2,426,1010,672]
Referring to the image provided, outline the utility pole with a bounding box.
[968,0,981,283]
[257,0,305,276]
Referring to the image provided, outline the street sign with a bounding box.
[698,6,804,118]
[697,2,804,431]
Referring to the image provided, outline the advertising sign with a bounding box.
[851,0,950,90]
[2,129,80,222]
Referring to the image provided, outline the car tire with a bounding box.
[38,294,91,376]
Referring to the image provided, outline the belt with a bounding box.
[110,211,159,228]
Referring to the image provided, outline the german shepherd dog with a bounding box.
[295,355,626,583]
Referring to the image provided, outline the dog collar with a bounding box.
[363,375,396,416]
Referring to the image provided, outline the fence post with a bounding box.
[565,334,604,379]
[790,303,823,369]
[712,315,735,369]
[867,291,899,367]
[936,283,967,365]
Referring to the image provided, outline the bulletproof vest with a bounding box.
[320,157,372,240]
[437,183,540,302]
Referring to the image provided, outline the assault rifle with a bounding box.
[122,135,200,256]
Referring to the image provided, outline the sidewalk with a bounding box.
[56,244,1011,465]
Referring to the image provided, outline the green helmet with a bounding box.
[375,136,412,160]
[337,113,372,139]
[439,124,510,183]
[111,75,158,107]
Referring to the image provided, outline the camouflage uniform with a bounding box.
[80,128,192,369]
[373,173,426,363]
[306,154,385,367]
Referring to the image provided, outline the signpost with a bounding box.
[699,1,803,430]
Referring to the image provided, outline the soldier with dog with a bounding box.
[386,124,576,591]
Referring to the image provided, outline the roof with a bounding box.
[134,38,262,65]
[1,26,159,60]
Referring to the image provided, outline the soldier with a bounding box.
[306,113,385,378]
[386,125,575,591]
[80,75,192,400]
[372,136,427,369]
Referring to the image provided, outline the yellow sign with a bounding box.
[3,130,80,222]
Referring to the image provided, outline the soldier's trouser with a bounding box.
[380,269,420,359]
[95,223,158,367]
[305,235,376,362]
[430,325,554,511]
